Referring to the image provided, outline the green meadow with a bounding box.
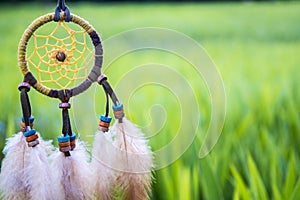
[0,2,300,199]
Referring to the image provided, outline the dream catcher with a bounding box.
[0,1,153,199]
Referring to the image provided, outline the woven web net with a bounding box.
[26,21,94,90]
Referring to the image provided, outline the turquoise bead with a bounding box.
[58,135,70,143]
[22,115,35,123]
[70,133,76,141]
[24,129,36,137]
[100,115,112,123]
[112,103,123,111]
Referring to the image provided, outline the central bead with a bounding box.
[56,51,66,62]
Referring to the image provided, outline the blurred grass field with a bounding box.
[0,2,300,199]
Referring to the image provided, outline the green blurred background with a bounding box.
[0,1,300,199]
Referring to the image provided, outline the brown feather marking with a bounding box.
[120,173,151,200]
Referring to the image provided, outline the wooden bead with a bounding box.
[28,140,39,147]
[99,121,110,128]
[70,145,76,151]
[21,127,26,132]
[113,110,124,115]
[26,134,39,142]
[59,146,71,153]
[70,140,76,150]
[20,122,34,128]
[58,141,71,147]
[113,109,125,119]
[70,140,75,146]
[20,122,25,127]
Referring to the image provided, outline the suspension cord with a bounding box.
[97,74,124,123]
[97,74,119,106]
[58,90,73,137]
[18,82,32,128]
[54,0,71,22]
[18,82,40,147]
[105,91,109,117]
[61,107,72,136]
[102,80,119,105]
[58,90,73,156]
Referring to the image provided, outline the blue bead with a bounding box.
[22,116,35,123]
[58,135,70,143]
[24,129,36,137]
[70,133,76,141]
[112,103,123,111]
[29,116,35,123]
[100,115,112,123]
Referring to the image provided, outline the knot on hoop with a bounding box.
[97,74,107,85]
[59,102,71,109]
[18,82,31,92]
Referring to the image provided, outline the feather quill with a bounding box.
[91,131,115,200]
[51,140,92,200]
[110,118,153,200]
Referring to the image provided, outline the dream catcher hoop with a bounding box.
[17,11,119,153]
[0,1,153,199]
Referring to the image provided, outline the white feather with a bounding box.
[110,118,153,200]
[0,132,55,200]
[91,131,115,200]
[0,132,29,200]
[23,134,56,200]
[51,140,92,200]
